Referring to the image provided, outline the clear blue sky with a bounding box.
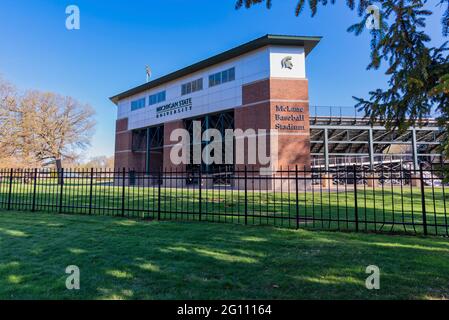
[0,0,445,160]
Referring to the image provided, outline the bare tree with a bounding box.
[20,91,96,171]
[0,77,96,174]
[0,78,19,160]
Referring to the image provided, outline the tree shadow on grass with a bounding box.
[0,211,448,299]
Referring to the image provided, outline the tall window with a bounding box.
[149,91,166,106]
[182,78,203,95]
[209,67,235,87]
[131,97,146,111]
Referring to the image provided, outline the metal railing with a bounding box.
[0,165,448,236]
[310,105,441,120]
[310,106,363,119]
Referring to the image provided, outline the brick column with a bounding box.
[236,78,311,171]
[162,120,186,188]
[163,120,186,172]
[235,78,311,191]
[269,78,310,171]
[114,118,145,170]
[235,79,271,172]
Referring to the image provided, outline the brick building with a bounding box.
[110,34,321,175]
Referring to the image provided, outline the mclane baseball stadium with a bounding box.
[110,34,444,188]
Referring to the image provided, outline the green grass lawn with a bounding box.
[1,210,449,299]
[1,180,449,235]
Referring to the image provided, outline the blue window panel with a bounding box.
[131,98,145,111]
[181,78,203,95]
[229,67,235,81]
[222,70,229,83]
[209,68,235,87]
[209,75,215,87]
[149,91,166,106]
[197,78,203,90]
[214,73,221,85]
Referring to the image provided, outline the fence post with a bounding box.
[295,165,300,230]
[121,168,126,217]
[89,168,94,215]
[31,168,38,212]
[58,168,64,213]
[419,163,428,236]
[7,168,13,210]
[353,165,359,232]
[157,169,162,220]
[199,167,202,221]
[244,166,248,225]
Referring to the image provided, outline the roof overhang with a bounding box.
[110,34,322,105]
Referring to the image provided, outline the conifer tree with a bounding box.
[236,0,449,156]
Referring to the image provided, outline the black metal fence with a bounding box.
[0,165,448,236]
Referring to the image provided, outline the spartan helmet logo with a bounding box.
[281,56,293,69]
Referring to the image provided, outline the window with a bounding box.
[228,67,235,81]
[208,75,215,87]
[222,70,229,83]
[149,91,166,106]
[131,97,146,111]
[208,67,235,87]
[182,78,203,95]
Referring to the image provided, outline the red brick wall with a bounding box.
[114,151,146,171]
[114,118,146,170]
[242,79,270,105]
[234,101,271,171]
[147,151,163,172]
[236,78,311,171]
[269,78,309,101]
[116,118,129,132]
[163,120,186,171]
[115,131,132,152]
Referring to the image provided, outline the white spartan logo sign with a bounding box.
[281,56,293,69]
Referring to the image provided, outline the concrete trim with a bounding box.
[239,99,309,109]
[270,77,309,81]
[115,130,130,135]
[115,150,146,154]
[162,131,310,148]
